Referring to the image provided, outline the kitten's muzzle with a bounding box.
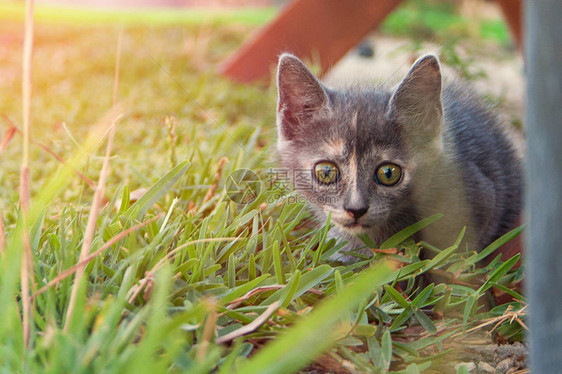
[344,206,368,220]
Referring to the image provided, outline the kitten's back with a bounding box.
[442,84,522,248]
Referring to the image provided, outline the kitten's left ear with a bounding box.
[276,54,329,141]
[388,54,443,138]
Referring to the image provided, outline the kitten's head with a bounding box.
[275,53,444,236]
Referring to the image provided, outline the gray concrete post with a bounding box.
[525,1,562,372]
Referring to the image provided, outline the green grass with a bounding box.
[381,0,511,45]
[0,1,276,26]
[0,4,524,373]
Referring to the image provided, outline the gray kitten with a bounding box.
[275,53,521,260]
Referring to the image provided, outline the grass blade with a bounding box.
[411,283,434,308]
[391,306,414,331]
[414,309,437,334]
[237,261,396,374]
[216,301,280,345]
[221,274,270,305]
[272,240,285,284]
[125,160,190,219]
[368,334,383,368]
[380,214,443,249]
[227,254,236,289]
[384,285,410,308]
[357,233,377,248]
[382,329,392,370]
[260,264,334,305]
[463,294,477,329]
[422,227,465,271]
[469,225,524,264]
[477,254,521,294]
[280,270,301,308]
[489,282,524,300]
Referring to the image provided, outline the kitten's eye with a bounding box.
[375,163,402,186]
[314,161,340,185]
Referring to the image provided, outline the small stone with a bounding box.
[496,357,515,373]
[455,362,476,372]
[478,362,496,373]
[356,41,374,58]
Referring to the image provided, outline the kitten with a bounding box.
[275,53,522,260]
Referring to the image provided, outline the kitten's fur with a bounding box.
[276,53,521,260]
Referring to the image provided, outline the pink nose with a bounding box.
[345,206,368,219]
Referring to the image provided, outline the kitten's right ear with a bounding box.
[388,54,443,140]
[276,54,329,140]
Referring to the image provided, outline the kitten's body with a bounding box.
[276,54,521,259]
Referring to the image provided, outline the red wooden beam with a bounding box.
[218,0,402,83]
[219,0,523,83]
[495,0,523,50]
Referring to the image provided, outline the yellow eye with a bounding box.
[314,161,339,185]
[375,163,402,186]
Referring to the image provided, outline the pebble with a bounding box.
[478,362,496,373]
[356,42,374,58]
[496,357,516,373]
[455,362,476,372]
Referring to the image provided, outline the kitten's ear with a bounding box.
[388,54,443,138]
[277,53,329,140]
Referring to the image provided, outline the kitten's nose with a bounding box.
[345,206,368,220]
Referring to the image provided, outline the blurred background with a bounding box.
[0,0,525,215]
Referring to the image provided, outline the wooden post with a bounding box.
[218,0,402,83]
[495,0,522,49]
